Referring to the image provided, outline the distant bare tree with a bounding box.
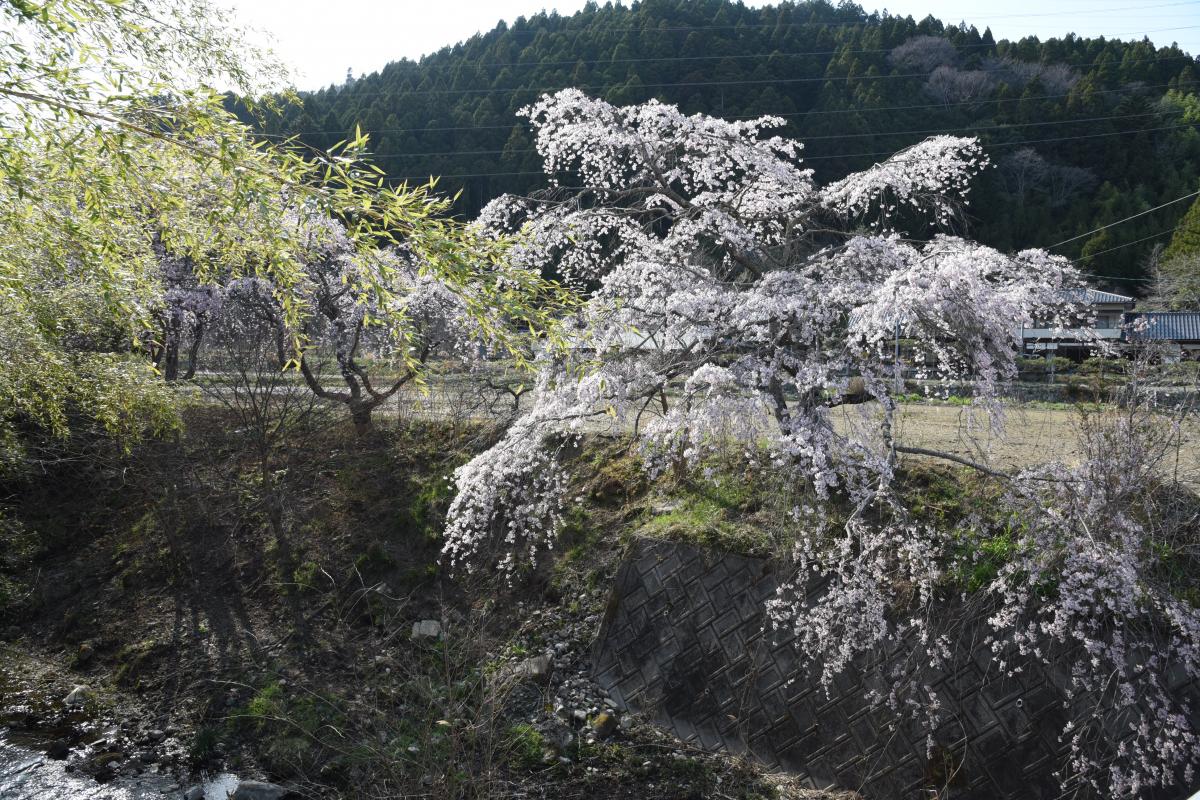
[1038,63,1079,94]
[997,149,1096,209]
[1147,247,1200,310]
[997,148,1049,203]
[1046,163,1097,208]
[982,56,1078,93]
[925,66,993,106]
[889,36,958,72]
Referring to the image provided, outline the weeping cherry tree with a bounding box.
[440,89,1199,796]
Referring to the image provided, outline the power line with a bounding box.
[333,109,1184,161]
[307,50,1198,100]
[373,121,1198,182]
[337,23,1200,77]
[279,81,1185,138]
[425,2,1200,39]
[1050,188,1200,248]
[1074,225,1185,260]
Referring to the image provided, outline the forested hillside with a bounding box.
[246,0,1200,291]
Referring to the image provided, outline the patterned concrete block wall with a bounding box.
[592,538,1198,800]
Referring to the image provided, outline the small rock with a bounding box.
[73,642,95,666]
[89,750,125,771]
[64,685,92,707]
[411,620,442,640]
[591,711,618,738]
[46,739,69,760]
[231,780,289,800]
[513,654,553,683]
[146,729,166,743]
[619,715,634,731]
[571,709,587,727]
[183,786,204,800]
[550,728,576,750]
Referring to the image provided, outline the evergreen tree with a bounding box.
[243,0,1200,293]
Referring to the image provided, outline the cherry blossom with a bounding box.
[441,91,1196,794]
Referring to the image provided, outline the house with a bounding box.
[1123,312,1200,359]
[1019,288,1136,358]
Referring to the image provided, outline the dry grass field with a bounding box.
[831,402,1200,484]
[207,369,1200,485]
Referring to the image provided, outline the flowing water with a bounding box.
[0,732,241,799]
[0,733,179,798]
[0,653,240,799]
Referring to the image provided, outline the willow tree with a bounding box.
[0,0,567,464]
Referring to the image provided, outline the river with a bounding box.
[0,732,241,799]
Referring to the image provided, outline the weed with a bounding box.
[506,723,547,769]
[292,560,321,592]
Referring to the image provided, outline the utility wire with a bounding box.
[1050,188,1200,248]
[278,81,1184,138]
[428,2,1200,39]
[311,50,1198,100]
[345,23,1200,76]
[374,121,1199,181]
[1074,225,1185,260]
[318,108,1184,161]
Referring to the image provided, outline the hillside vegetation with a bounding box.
[239,0,1200,292]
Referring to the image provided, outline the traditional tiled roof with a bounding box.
[1126,312,1200,342]
[1058,287,1136,306]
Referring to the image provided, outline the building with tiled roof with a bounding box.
[1124,312,1200,358]
[1019,288,1136,356]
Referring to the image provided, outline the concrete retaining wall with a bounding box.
[592,538,1198,799]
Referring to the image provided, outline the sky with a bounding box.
[220,0,1200,90]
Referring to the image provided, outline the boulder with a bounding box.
[183,787,204,800]
[411,620,442,640]
[513,654,553,683]
[231,780,289,800]
[64,684,92,707]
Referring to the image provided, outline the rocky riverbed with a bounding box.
[0,646,278,799]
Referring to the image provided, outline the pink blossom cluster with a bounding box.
[441,91,1198,793]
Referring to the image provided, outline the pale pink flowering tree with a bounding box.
[442,90,1198,794]
[210,211,485,433]
[445,88,1070,574]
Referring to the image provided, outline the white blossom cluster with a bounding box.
[441,91,1197,793]
[983,409,1200,795]
[450,87,1072,578]
[819,135,986,227]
